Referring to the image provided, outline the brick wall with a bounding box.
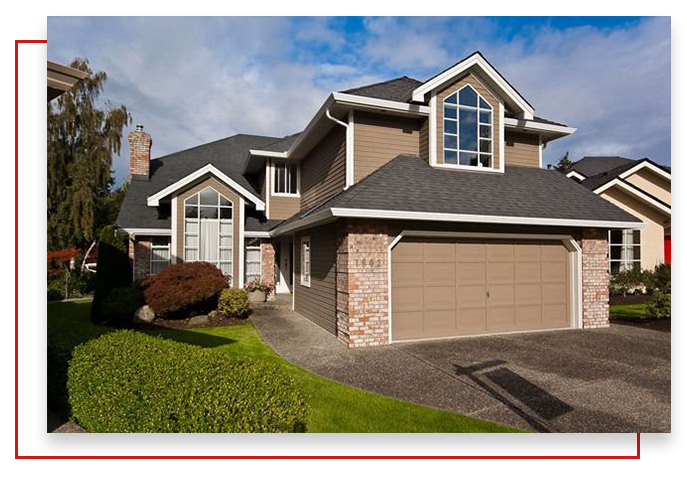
[581,228,610,328]
[130,236,151,281]
[260,239,276,300]
[336,220,390,347]
[128,126,152,178]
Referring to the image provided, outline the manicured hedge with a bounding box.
[68,330,306,433]
[142,262,228,318]
[218,288,251,318]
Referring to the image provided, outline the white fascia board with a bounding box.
[332,92,430,116]
[566,171,587,181]
[118,228,172,236]
[146,163,265,211]
[269,209,335,236]
[503,117,577,136]
[411,53,535,119]
[244,231,271,238]
[594,179,671,216]
[618,160,671,182]
[248,149,288,158]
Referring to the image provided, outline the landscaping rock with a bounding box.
[133,305,155,324]
[188,315,209,326]
[208,310,226,321]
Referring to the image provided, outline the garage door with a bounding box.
[391,238,570,341]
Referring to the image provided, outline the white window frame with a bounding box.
[442,84,495,171]
[150,236,171,275]
[272,161,300,197]
[300,236,311,287]
[183,186,234,283]
[244,238,262,284]
[608,229,641,273]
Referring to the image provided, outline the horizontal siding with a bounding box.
[624,168,671,205]
[505,131,540,168]
[294,224,338,335]
[419,118,429,162]
[354,112,421,182]
[300,128,346,211]
[269,195,300,220]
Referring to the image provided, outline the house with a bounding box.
[116,52,643,347]
[47,60,87,101]
[564,157,671,273]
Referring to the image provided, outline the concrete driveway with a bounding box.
[252,310,670,433]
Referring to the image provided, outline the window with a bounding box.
[609,229,641,273]
[183,187,233,280]
[443,85,493,168]
[150,237,171,275]
[273,162,298,195]
[300,236,311,287]
[245,238,262,284]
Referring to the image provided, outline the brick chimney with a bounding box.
[128,124,152,180]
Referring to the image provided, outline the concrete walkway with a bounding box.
[251,309,670,433]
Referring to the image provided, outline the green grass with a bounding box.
[48,300,521,433]
[610,303,650,320]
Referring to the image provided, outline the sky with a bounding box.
[47,16,671,186]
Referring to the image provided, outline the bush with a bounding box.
[99,286,144,325]
[610,267,652,296]
[91,226,131,323]
[47,269,93,301]
[142,262,228,318]
[652,263,671,293]
[646,290,671,319]
[218,288,251,318]
[47,275,65,301]
[68,330,306,432]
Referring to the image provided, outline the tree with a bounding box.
[48,58,130,250]
[555,151,572,172]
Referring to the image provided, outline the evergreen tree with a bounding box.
[48,58,130,250]
[555,151,573,172]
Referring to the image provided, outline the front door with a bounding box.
[276,241,292,294]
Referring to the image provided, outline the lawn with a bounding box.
[610,303,649,320]
[48,300,520,433]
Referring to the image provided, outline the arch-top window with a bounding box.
[183,187,233,280]
[443,85,493,168]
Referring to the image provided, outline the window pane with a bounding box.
[459,108,478,151]
[444,119,457,135]
[610,261,620,274]
[185,193,198,205]
[199,188,218,206]
[219,195,231,207]
[152,236,170,246]
[479,111,491,123]
[220,222,232,235]
[610,245,621,260]
[444,105,457,119]
[480,125,492,139]
[444,135,457,150]
[445,93,457,104]
[480,139,491,153]
[220,249,232,261]
[220,236,232,248]
[444,149,457,164]
[479,154,492,168]
[633,230,641,243]
[219,207,232,219]
[633,246,641,260]
[200,206,218,219]
[185,235,198,248]
[185,220,198,234]
[459,86,478,107]
[610,230,622,244]
[185,206,198,218]
[289,164,298,193]
[459,151,478,166]
[185,248,198,261]
[220,262,232,276]
[479,97,491,110]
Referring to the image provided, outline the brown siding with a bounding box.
[419,118,429,162]
[505,131,540,168]
[624,168,671,205]
[436,70,502,169]
[269,195,300,220]
[174,176,242,287]
[294,223,338,334]
[353,112,421,182]
[300,128,346,211]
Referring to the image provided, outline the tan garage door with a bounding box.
[391,238,570,341]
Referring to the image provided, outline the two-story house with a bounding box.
[116,52,642,347]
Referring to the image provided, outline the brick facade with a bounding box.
[260,239,276,300]
[336,220,390,347]
[128,125,152,179]
[581,228,610,328]
[130,236,151,281]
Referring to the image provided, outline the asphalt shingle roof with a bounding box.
[566,156,636,178]
[342,76,423,102]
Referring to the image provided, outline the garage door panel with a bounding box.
[516,305,542,329]
[392,287,423,312]
[515,262,541,283]
[425,309,456,336]
[393,240,424,262]
[392,262,423,288]
[515,284,542,305]
[543,304,569,327]
[457,308,487,334]
[457,242,486,262]
[424,286,455,311]
[424,262,455,286]
[487,243,514,262]
[541,261,567,283]
[392,311,424,340]
[424,241,455,262]
[488,306,515,331]
[458,285,486,308]
[541,243,568,261]
[515,243,541,262]
[487,262,514,284]
[457,262,486,284]
[488,284,515,307]
[542,283,567,305]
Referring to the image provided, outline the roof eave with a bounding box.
[503,117,576,142]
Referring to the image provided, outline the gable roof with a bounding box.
[565,156,636,178]
[342,76,423,102]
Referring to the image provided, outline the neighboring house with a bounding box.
[47,60,87,101]
[564,157,671,273]
[116,52,642,347]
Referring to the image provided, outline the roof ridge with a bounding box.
[151,133,278,162]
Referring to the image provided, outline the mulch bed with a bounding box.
[611,318,671,333]
[136,315,249,330]
[609,294,651,305]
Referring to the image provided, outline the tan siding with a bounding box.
[300,128,346,211]
[174,176,241,287]
[353,112,421,181]
[419,118,429,162]
[294,224,338,334]
[505,131,540,168]
[269,195,300,220]
[624,168,671,205]
[436,70,502,169]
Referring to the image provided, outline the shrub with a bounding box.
[47,275,65,301]
[91,226,132,323]
[99,286,144,325]
[142,262,228,318]
[652,263,671,293]
[68,330,306,432]
[646,290,671,319]
[218,288,251,318]
[610,267,652,296]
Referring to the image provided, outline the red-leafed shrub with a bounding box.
[141,262,229,318]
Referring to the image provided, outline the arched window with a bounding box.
[183,187,233,279]
[443,85,493,168]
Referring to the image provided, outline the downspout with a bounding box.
[325,108,354,189]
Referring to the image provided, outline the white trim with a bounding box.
[411,53,535,119]
[538,140,543,169]
[170,197,178,264]
[300,236,311,287]
[239,198,245,287]
[387,230,583,344]
[428,94,437,166]
[244,231,271,238]
[119,227,172,236]
[331,92,430,116]
[147,163,265,211]
[346,110,355,188]
[249,149,288,158]
[593,179,671,215]
[618,160,671,181]
[291,235,296,311]
[503,117,577,136]
[566,171,586,181]
[265,159,271,219]
[499,102,505,173]
[271,160,300,197]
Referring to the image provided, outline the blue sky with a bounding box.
[48,16,671,186]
